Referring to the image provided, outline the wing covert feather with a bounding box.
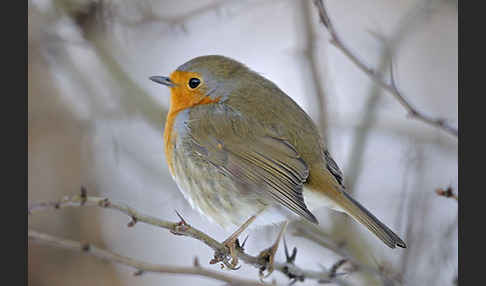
[184,105,317,223]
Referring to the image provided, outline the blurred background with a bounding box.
[28,0,458,285]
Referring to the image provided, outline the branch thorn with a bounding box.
[80,186,87,206]
[127,216,138,227]
[193,256,200,268]
[81,242,91,252]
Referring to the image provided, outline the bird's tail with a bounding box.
[336,191,407,249]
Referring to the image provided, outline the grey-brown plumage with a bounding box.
[161,55,406,249]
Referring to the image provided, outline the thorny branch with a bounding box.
[313,0,458,138]
[292,221,403,285]
[28,229,268,286]
[28,188,350,285]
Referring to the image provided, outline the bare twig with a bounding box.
[28,189,350,285]
[113,0,229,29]
[435,186,458,201]
[299,0,329,138]
[329,259,348,278]
[299,223,405,285]
[399,145,431,283]
[28,229,268,286]
[50,0,168,131]
[109,0,286,32]
[312,0,458,138]
[331,5,431,283]
[292,221,386,279]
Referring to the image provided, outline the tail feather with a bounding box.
[337,191,406,249]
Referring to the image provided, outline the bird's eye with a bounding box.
[188,78,201,89]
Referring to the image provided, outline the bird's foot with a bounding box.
[211,215,256,270]
[258,221,289,278]
[222,237,242,270]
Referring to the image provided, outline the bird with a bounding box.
[150,55,406,272]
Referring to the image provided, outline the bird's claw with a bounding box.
[209,238,242,270]
[258,221,289,278]
[223,237,242,270]
[258,246,278,278]
[210,215,257,270]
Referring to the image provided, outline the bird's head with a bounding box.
[150,55,247,112]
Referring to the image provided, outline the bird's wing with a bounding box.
[324,150,345,188]
[184,104,317,223]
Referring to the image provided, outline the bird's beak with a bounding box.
[149,76,175,87]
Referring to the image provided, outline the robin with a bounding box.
[150,55,406,272]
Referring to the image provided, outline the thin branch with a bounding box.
[329,259,349,278]
[300,0,328,138]
[109,0,286,32]
[28,229,268,286]
[313,0,458,138]
[292,221,386,279]
[28,189,350,285]
[112,0,230,29]
[334,5,433,279]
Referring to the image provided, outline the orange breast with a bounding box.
[164,112,178,176]
[163,72,221,176]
